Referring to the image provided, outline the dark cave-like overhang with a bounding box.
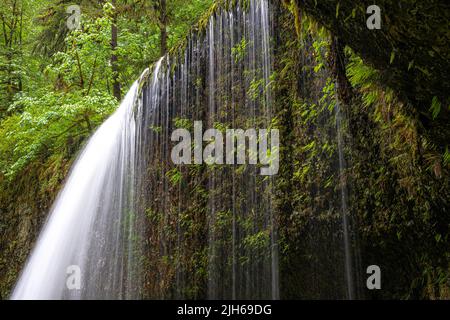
[293,0,449,114]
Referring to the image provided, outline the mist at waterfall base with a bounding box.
[11,0,358,300]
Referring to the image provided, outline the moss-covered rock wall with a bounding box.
[0,153,74,298]
[276,0,449,299]
[0,0,448,300]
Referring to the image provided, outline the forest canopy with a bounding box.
[0,0,212,181]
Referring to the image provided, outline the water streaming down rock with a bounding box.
[11,81,146,299]
[277,23,362,299]
[11,0,279,300]
[335,97,355,300]
[11,0,361,300]
[137,0,279,299]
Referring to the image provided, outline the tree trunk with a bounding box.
[159,0,167,56]
[111,0,121,101]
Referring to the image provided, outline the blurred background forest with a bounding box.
[0,0,212,182]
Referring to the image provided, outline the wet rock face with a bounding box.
[0,156,72,298]
[294,0,449,111]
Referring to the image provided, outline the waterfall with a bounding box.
[137,0,278,299]
[11,0,278,300]
[11,79,148,299]
[9,0,364,300]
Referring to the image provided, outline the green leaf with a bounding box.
[390,51,395,64]
[430,96,441,120]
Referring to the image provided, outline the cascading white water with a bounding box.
[10,0,281,299]
[6,0,366,301]
[11,78,146,300]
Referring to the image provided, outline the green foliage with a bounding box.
[166,167,182,185]
[429,96,441,120]
[0,0,448,300]
[444,147,450,167]
[0,89,116,180]
[231,37,248,63]
[46,10,113,93]
[168,0,214,45]
[249,78,265,101]
[274,5,450,299]
[347,55,378,86]
[173,117,192,129]
[0,0,215,184]
[242,230,270,251]
[312,39,327,72]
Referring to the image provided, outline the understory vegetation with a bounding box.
[1,0,448,299]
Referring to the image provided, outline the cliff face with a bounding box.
[293,0,449,109]
[291,0,450,153]
[276,0,449,299]
[0,0,448,299]
[0,155,73,298]
[134,0,449,299]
